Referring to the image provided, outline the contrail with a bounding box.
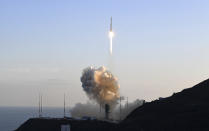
[110,36,113,55]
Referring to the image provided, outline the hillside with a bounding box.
[16,118,117,131]
[120,78,209,131]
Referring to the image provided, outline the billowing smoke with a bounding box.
[80,66,120,109]
[71,102,103,118]
[71,99,145,120]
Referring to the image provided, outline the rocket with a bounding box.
[110,17,112,32]
[109,17,114,55]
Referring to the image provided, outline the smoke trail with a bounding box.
[110,36,112,55]
[80,66,120,109]
[109,31,114,55]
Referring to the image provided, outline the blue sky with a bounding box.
[0,0,209,107]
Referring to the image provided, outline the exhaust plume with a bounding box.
[71,99,145,120]
[80,66,120,109]
[109,32,113,55]
[109,17,114,55]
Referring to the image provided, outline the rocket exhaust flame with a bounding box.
[109,32,114,55]
[80,66,120,109]
[109,17,114,55]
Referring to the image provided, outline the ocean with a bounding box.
[0,107,70,131]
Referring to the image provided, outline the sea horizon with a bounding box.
[0,106,71,131]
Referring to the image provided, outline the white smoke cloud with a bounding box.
[80,66,120,109]
[71,99,145,120]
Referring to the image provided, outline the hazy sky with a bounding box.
[0,0,209,107]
